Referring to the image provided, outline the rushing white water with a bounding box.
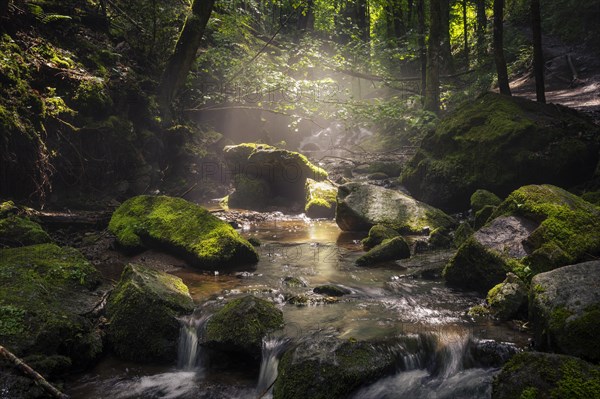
[177,314,209,371]
[256,336,289,397]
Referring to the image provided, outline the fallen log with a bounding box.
[0,345,70,399]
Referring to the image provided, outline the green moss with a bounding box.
[468,304,491,317]
[493,185,600,272]
[443,237,511,293]
[553,358,600,398]
[519,387,538,399]
[305,179,337,218]
[429,227,452,248]
[474,205,496,229]
[0,244,101,364]
[229,175,271,210]
[471,189,502,212]
[356,236,410,266]
[72,78,112,117]
[204,295,284,358]
[453,222,474,247]
[361,224,399,250]
[313,285,351,297]
[581,190,600,206]
[108,195,258,269]
[106,264,194,362]
[0,216,52,247]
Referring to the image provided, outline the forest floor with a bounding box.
[510,33,600,122]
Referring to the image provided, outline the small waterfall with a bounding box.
[256,336,289,397]
[177,314,209,371]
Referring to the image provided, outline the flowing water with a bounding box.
[67,214,529,398]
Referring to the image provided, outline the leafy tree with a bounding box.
[425,0,441,113]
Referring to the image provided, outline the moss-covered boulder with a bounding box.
[106,264,194,362]
[0,215,51,247]
[335,182,455,233]
[356,236,411,266]
[453,222,474,248]
[529,261,600,363]
[487,273,527,321]
[204,295,284,359]
[474,204,497,230]
[492,352,600,399]
[401,92,600,211]
[223,143,327,210]
[361,224,399,250]
[0,244,102,369]
[273,337,400,399]
[108,195,258,269]
[305,178,337,218]
[470,189,502,213]
[445,185,600,292]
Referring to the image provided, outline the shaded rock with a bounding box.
[453,222,474,248]
[305,178,337,219]
[106,264,194,362]
[273,337,400,399]
[467,339,520,368]
[313,284,351,296]
[492,352,600,399]
[109,195,258,269]
[473,205,496,230]
[223,143,327,210]
[428,227,452,249]
[0,215,51,247]
[486,273,527,321]
[0,244,102,371]
[401,92,600,212]
[367,172,388,180]
[204,295,284,359]
[335,182,455,233]
[356,236,411,266]
[529,261,600,363]
[283,276,308,288]
[470,189,502,213]
[361,224,399,250]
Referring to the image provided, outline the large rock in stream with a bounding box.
[444,184,600,293]
[109,195,258,269]
[335,182,455,233]
[106,264,195,362]
[223,143,328,210]
[203,295,284,359]
[401,92,600,212]
[0,244,103,397]
[529,261,600,363]
[492,352,600,399]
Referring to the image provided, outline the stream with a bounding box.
[67,213,529,398]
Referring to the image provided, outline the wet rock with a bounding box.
[361,224,399,250]
[492,352,600,399]
[106,264,194,362]
[529,261,600,362]
[305,178,337,219]
[283,276,308,288]
[108,195,258,269]
[204,295,284,359]
[0,243,102,381]
[486,273,527,321]
[444,184,600,292]
[470,189,502,213]
[335,182,455,233]
[313,284,351,296]
[367,172,388,180]
[356,236,411,266]
[401,92,600,212]
[223,143,327,210]
[467,339,520,368]
[0,215,51,247]
[273,337,400,399]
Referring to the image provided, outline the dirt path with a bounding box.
[509,33,600,122]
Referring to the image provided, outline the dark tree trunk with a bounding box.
[531,0,545,102]
[297,0,314,32]
[407,0,414,25]
[158,0,215,119]
[463,0,469,67]
[0,0,8,19]
[392,0,405,39]
[425,0,441,113]
[417,0,427,96]
[440,0,454,73]
[493,0,511,95]
[357,0,370,42]
[476,0,487,61]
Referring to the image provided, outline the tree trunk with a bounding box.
[425,0,441,114]
[357,0,370,42]
[0,0,8,19]
[158,0,215,119]
[531,0,545,102]
[440,0,455,73]
[417,0,427,96]
[392,0,405,40]
[493,0,511,95]
[476,0,486,61]
[297,0,314,32]
[463,0,469,67]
